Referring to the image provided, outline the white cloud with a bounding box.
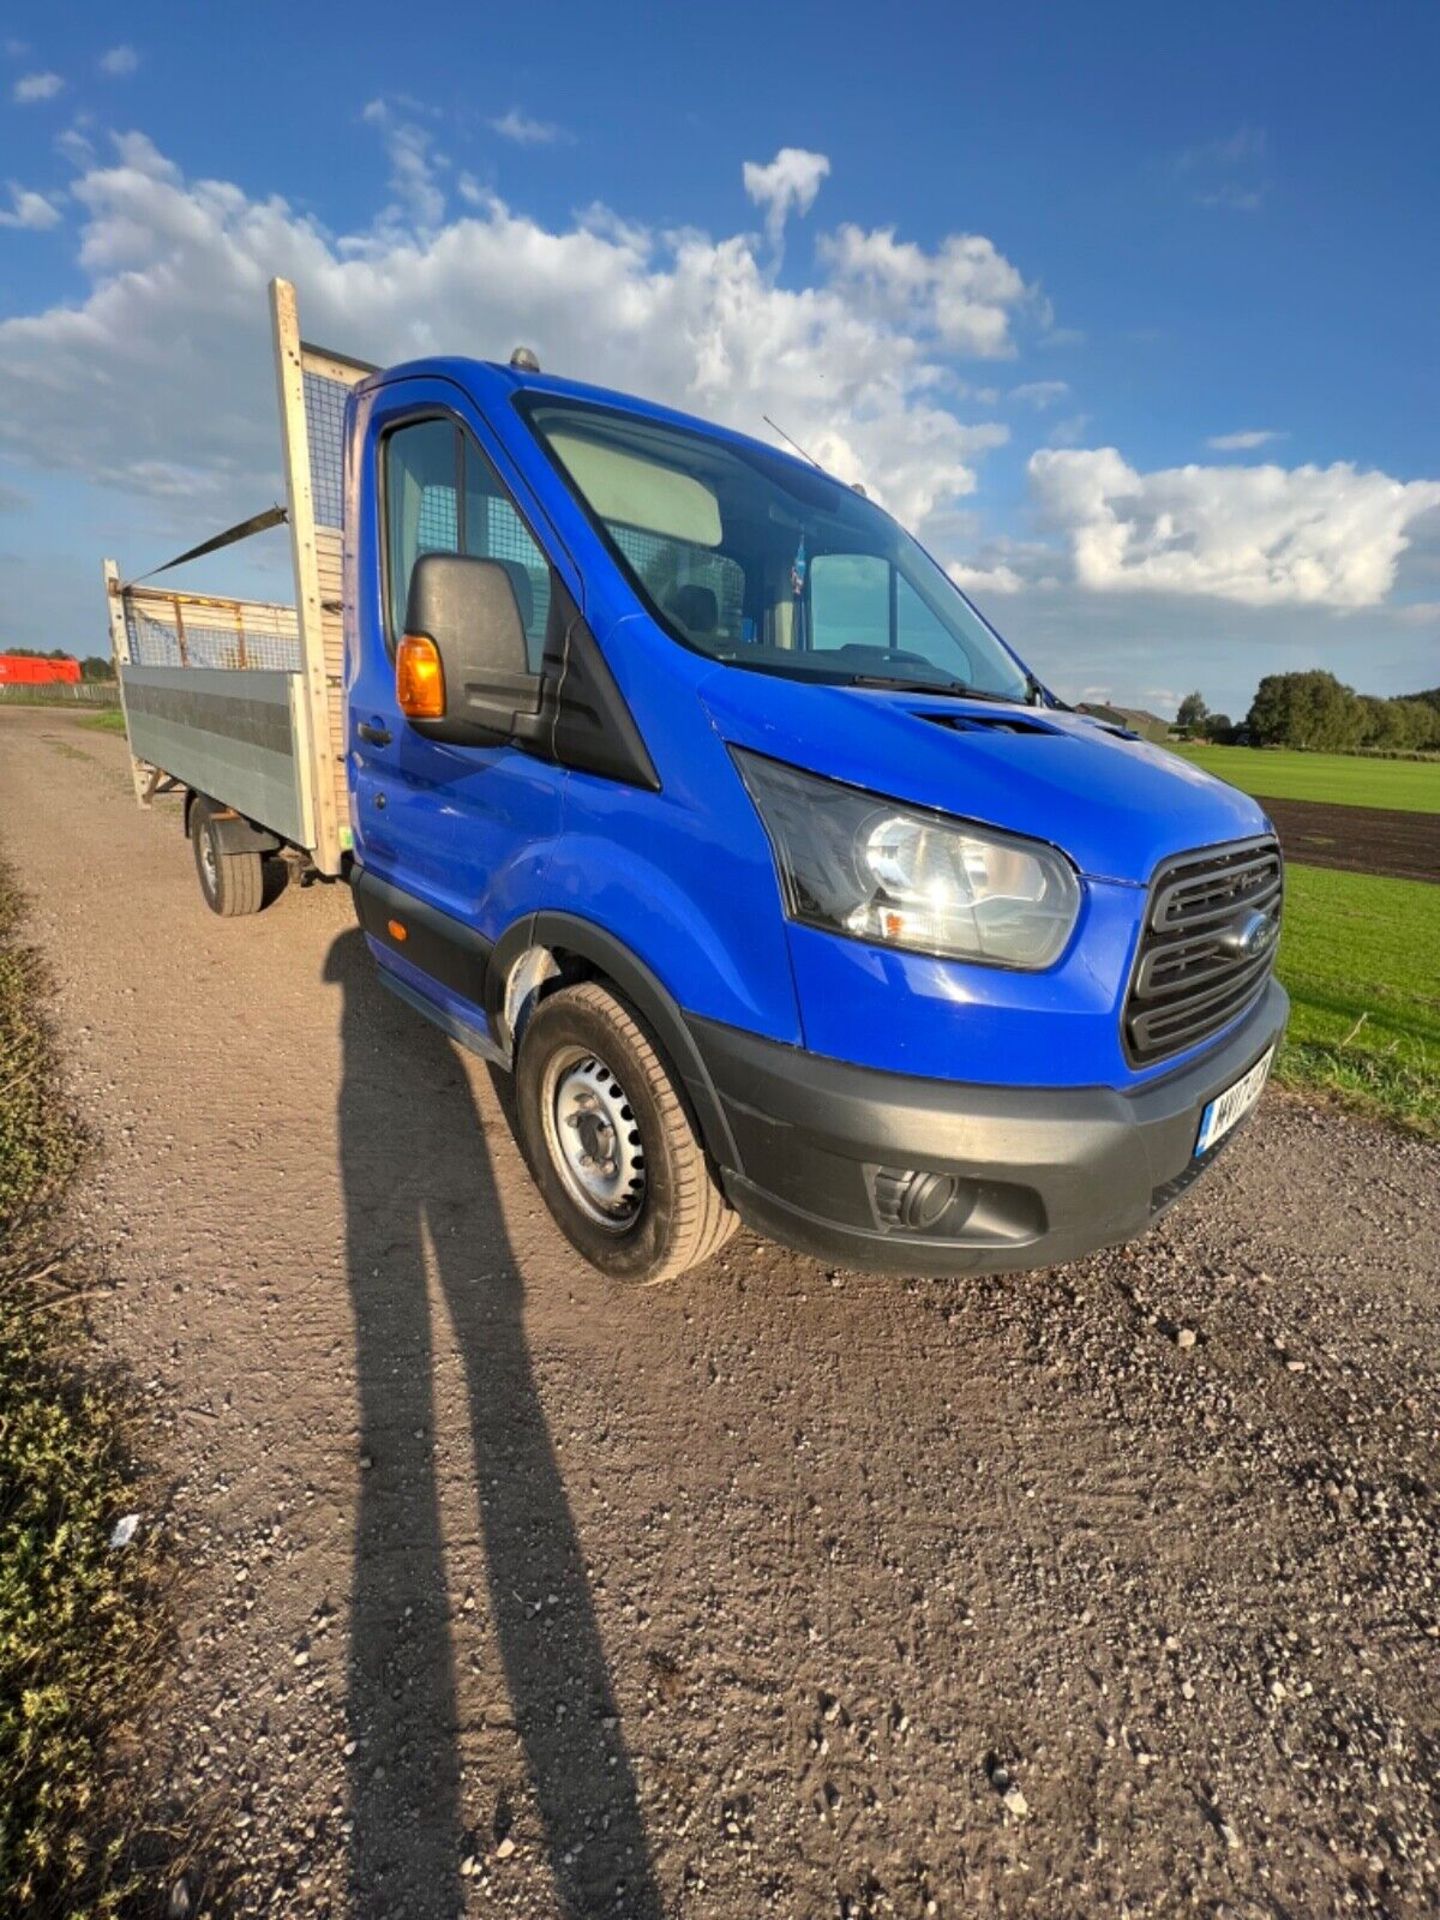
[742,147,830,249]
[1206,428,1282,451]
[0,184,62,230]
[1195,184,1265,213]
[1178,127,1266,171]
[820,223,1030,357]
[1176,127,1268,212]
[0,131,1020,535]
[13,70,63,103]
[99,44,139,77]
[1043,412,1091,448]
[361,98,446,230]
[1029,446,1440,608]
[489,107,566,146]
[56,121,95,166]
[949,560,1023,595]
[1009,379,1068,408]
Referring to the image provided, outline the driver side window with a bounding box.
[385,418,458,643]
[384,415,552,668]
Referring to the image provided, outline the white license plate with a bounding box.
[1195,1046,1274,1156]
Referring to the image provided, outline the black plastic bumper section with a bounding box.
[686,978,1289,1276]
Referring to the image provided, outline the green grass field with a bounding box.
[1273,864,1438,1138]
[1175,744,1440,813]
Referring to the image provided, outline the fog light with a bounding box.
[874,1168,959,1232]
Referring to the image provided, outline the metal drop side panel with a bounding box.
[120,665,311,846]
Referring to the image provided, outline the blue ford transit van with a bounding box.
[344,359,1287,1283]
[108,284,1288,1285]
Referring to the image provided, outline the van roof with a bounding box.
[366,353,832,488]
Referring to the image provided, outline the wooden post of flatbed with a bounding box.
[102,558,150,807]
[270,278,342,876]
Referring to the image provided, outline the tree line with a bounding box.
[1176,674,1440,752]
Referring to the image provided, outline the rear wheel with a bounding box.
[516,980,738,1284]
[191,799,263,917]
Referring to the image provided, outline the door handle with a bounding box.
[357,722,393,747]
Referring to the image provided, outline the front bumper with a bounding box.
[686,977,1289,1276]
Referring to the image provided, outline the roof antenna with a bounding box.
[763,414,822,469]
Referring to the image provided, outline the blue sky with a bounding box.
[2,0,1437,717]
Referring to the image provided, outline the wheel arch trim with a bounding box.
[486,911,742,1178]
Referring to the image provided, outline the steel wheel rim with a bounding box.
[200,825,218,892]
[542,1044,646,1231]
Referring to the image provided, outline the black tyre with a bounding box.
[515,980,739,1284]
[191,799,263,918]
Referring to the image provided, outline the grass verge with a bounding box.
[0,854,168,1916]
[81,711,128,734]
[1274,863,1440,1139]
[1175,743,1440,813]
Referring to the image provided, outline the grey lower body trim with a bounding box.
[374,964,507,1068]
[686,978,1290,1277]
[353,866,493,1011]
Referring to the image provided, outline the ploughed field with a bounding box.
[1262,795,1438,883]
[3,706,1439,1920]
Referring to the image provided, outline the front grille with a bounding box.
[1124,837,1283,1066]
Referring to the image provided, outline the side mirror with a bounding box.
[398,552,543,745]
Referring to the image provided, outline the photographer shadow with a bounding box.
[325,928,662,1918]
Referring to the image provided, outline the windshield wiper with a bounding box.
[846,674,1030,706]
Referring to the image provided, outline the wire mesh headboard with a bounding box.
[301,370,348,530]
[299,340,376,531]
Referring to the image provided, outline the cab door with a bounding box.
[348,377,568,1019]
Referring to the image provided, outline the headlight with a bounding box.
[734,749,1080,970]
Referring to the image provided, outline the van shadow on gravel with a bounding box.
[325,929,662,1920]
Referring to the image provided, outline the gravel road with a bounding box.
[3,706,1439,1920]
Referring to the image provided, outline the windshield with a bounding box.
[520,398,1032,701]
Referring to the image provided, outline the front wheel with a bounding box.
[515,980,738,1284]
